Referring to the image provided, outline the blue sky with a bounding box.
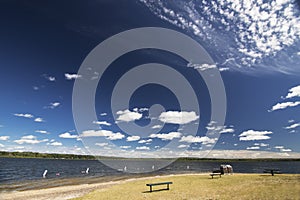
[0,0,300,158]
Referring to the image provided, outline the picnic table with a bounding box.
[263,168,281,176]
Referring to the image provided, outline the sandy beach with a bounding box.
[0,173,204,200]
[2,173,300,200]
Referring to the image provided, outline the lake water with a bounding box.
[1,157,299,191]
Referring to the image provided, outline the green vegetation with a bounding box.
[73,174,300,200]
[0,151,299,161]
[0,151,96,160]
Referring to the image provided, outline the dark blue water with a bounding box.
[0,158,299,191]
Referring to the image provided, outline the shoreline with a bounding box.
[0,173,208,200]
[1,173,299,200]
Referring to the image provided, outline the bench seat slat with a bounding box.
[146,182,173,186]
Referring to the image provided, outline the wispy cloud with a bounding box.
[285,123,300,130]
[178,144,188,148]
[136,146,150,150]
[65,73,82,80]
[95,143,109,147]
[14,135,48,144]
[246,146,260,150]
[34,117,44,123]
[120,145,131,149]
[13,113,34,118]
[187,62,217,71]
[45,102,60,109]
[152,125,162,129]
[239,130,272,141]
[206,121,235,134]
[93,121,111,126]
[35,130,49,134]
[43,74,56,82]
[158,111,199,124]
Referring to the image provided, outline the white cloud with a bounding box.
[219,128,235,134]
[116,109,142,122]
[288,119,295,123]
[187,62,217,71]
[274,146,284,149]
[178,144,188,148]
[120,145,131,149]
[126,135,141,142]
[14,135,46,144]
[0,143,4,147]
[133,107,149,112]
[14,113,34,118]
[95,143,109,147]
[34,117,44,123]
[80,130,125,140]
[281,148,292,152]
[100,113,107,116]
[270,101,300,111]
[158,111,199,124]
[48,76,56,81]
[0,136,9,141]
[49,141,62,146]
[285,85,300,99]
[136,146,150,150]
[141,0,300,74]
[43,74,56,82]
[35,130,49,134]
[93,121,111,126]
[59,132,78,139]
[285,123,300,129]
[206,122,235,134]
[149,132,181,140]
[138,139,152,144]
[65,73,82,80]
[179,135,216,145]
[152,125,162,129]
[49,102,60,109]
[33,86,39,90]
[219,67,230,72]
[254,143,269,147]
[246,146,260,150]
[239,130,272,141]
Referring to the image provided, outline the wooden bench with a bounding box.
[146,182,173,192]
[210,172,222,179]
[263,168,281,176]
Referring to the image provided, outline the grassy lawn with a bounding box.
[73,174,300,200]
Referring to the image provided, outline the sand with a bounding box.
[0,173,205,200]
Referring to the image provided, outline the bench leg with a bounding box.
[150,185,152,192]
[167,184,169,190]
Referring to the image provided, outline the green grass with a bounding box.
[73,174,300,200]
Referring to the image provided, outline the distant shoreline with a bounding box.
[1,151,300,161]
